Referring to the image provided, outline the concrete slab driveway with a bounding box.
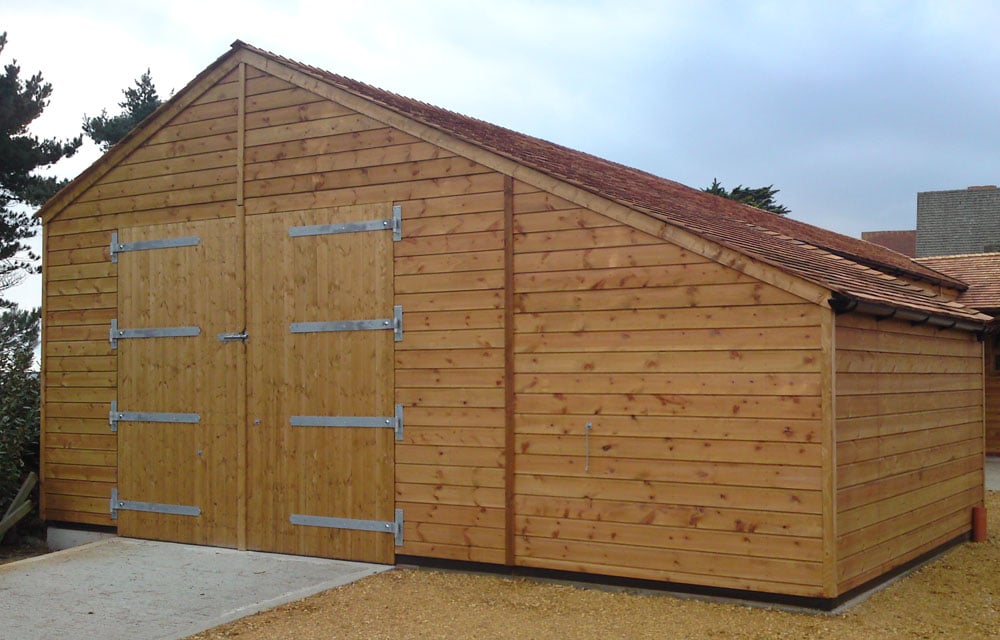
[1,537,389,640]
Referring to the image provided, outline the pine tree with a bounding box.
[704,178,791,216]
[82,69,162,151]
[0,32,82,303]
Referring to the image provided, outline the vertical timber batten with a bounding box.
[821,305,838,597]
[503,175,516,566]
[235,62,249,550]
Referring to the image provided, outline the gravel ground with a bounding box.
[189,492,1000,640]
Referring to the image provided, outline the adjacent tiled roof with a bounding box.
[916,253,1000,314]
[861,230,917,257]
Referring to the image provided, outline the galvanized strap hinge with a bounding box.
[110,231,200,263]
[109,401,201,433]
[110,319,201,349]
[290,404,404,440]
[290,305,403,342]
[287,205,401,242]
[110,488,201,520]
[290,508,404,546]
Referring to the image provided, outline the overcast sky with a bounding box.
[5,0,1000,309]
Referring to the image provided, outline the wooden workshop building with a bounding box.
[36,42,991,603]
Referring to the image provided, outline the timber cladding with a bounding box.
[37,43,988,603]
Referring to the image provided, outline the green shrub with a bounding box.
[0,307,40,534]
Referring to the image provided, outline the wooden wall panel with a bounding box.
[510,184,826,597]
[987,336,1000,453]
[41,68,241,527]
[834,313,984,593]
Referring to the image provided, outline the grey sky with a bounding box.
[5,1,999,308]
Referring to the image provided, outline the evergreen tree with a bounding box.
[82,70,162,151]
[0,32,81,304]
[704,178,791,216]
[0,306,39,519]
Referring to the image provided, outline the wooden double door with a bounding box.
[113,204,397,563]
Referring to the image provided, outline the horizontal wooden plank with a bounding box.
[44,447,116,466]
[836,390,981,419]
[396,463,505,488]
[47,262,115,281]
[514,372,820,397]
[398,539,505,564]
[516,474,822,514]
[400,309,504,332]
[516,454,819,490]
[45,424,118,451]
[43,493,110,514]
[515,413,821,443]
[44,356,117,373]
[45,324,111,342]
[514,207,620,233]
[396,368,503,389]
[43,479,115,498]
[45,341,114,358]
[44,463,116,483]
[836,405,983,442]
[244,127,421,165]
[44,402,110,419]
[396,228,504,258]
[77,165,238,204]
[46,230,112,251]
[515,262,755,293]
[247,141,453,182]
[397,502,504,529]
[405,521,505,549]
[836,372,981,396]
[399,191,505,219]
[515,282,805,313]
[396,445,504,467]
[45,371,116,388]
[837,454,981,512]
[49,201,234,237]
[44,387,116,403]
[837,326,980,358]
[516,326,818,354]
[515,304,821,333]
[47,245,111,266]
[43,508,114,527]
[116,133,237,167]
[400,426,503,448]
[514,242,703,273]
[403,406,505,428]
[514,554,822,597]
[516,392,821,420]
[514,225,659,254]
[246,173,505,217]
[516,434,820,466]
[397,329,503,351]
[515,536,822,588]
[59,183,237,221]
[395,251,504,276]
[515,350,822,374]
[839,470,980,533]
[100,149,234,184]
[46,292,116,312]
[514,494,823,538]
[404,211,503,238]
[515,515,821,561]
[838,437,982,489]
[44,417,113,435]
[396,349,503,370]
[244,113,385,147]
[395,289,503,312]
[396,269,504,294]
[395,483,505,509]
[838,421,982,465]
[47,277,116,296]
[837,350,982,374]
[46,308,117,327]
[244,99,355,131]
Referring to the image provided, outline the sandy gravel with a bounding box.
[189,492,1000,640]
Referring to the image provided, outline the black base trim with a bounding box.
[397,533,969,612]
[45,521,117,535]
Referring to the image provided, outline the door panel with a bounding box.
[245,205,395,563]
[116,219,240,547]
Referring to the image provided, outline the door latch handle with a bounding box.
[217,331,248,342]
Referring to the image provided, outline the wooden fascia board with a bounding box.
[238,49,831,308]
[38,52,245,224]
